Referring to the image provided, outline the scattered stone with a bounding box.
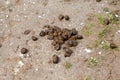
[104,19,110,25]
[44,25,50,28]
[21,48,28,54]
[52,54,59,64]
[32,36,38,41]
[71,28,78,35]
[76,35,83,39]
[47,35,54,40]
[63,47,73,57]
[113,15,119,21]
[110,42,118,49]
[39,31,46,37]
[24,30,31,35]
[0,43,2,48]
[64,15,70,21]
[54,44,61,51]
[8,8,13,12]
[51,41,57,46]
[66,40,78,47]
[85,48,92,53]
[96,0,101,2]
[58,14,64,21]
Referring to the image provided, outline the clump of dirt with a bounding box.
[40,25,83,63]
[0,43,2,48]
[21,48,29,54]
[96,0,102,2]
[52,54,59,64]
[110,42,118,49]
[58,14,70,21]
[24,30,31,35]
[31,36,38,41]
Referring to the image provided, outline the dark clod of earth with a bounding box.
[96,0,101,2]
[63,47,73,57]
[39,31,46,37]
[24,30,31,35]
[104,18,110,25]
[52,54,59,64]
[66,40,78,47]
[110,42,118,49]
[21,48,28,54]
[58,14,70,21]
[0,43,2,48]
[58,14,64,21]
[54,44,61,51]
[64,15,70,21]
[32,36,38,41]
[40,25,83,61]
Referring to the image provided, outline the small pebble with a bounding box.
[47,35,54,40]
[0,43,2,48]
[104,19,110,25]
[51,41,57,46]
[39,31,46,37]
[110,42,117,49]
[71,28,78,35]
[76,35,83,39]
[113,15,119,21]
[58,14,64,21]
[21,48,28,54]
[52,54,59,64]
[66,40,78,47]
[32,36,38,41]
[54,44,61,51]
[63,47,73,57]
[8,8,13,12]
[24,30,31,35]
[96,0,101,2]
[47,28,55,34]
[44,25,50,28]
[64,15,70,21]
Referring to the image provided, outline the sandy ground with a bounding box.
[0,0,120,80]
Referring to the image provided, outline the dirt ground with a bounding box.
[0,0,120,80]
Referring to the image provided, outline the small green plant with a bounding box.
[98,27,111,38]
[98,30,106,38]
[83,23,94,36]
[84,75,90,80]
[108,13,114,20]
[93,39,102,47]
[108,12,120,24]
[96,14,104,24]
[64,62,72,69]
[100,41,110,50]
[84,30,92,35]
[103,7,109,12]
[87,57,98,67]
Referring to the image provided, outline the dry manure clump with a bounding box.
[40,25,83,64]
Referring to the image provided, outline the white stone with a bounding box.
[35,68,38,71]
[118,30,120,33]
[18,61,24,67]
[115,14,119,17]
[85,48,92,53]
[98,52,101,55]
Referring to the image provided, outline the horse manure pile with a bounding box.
[40,25,83,64]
